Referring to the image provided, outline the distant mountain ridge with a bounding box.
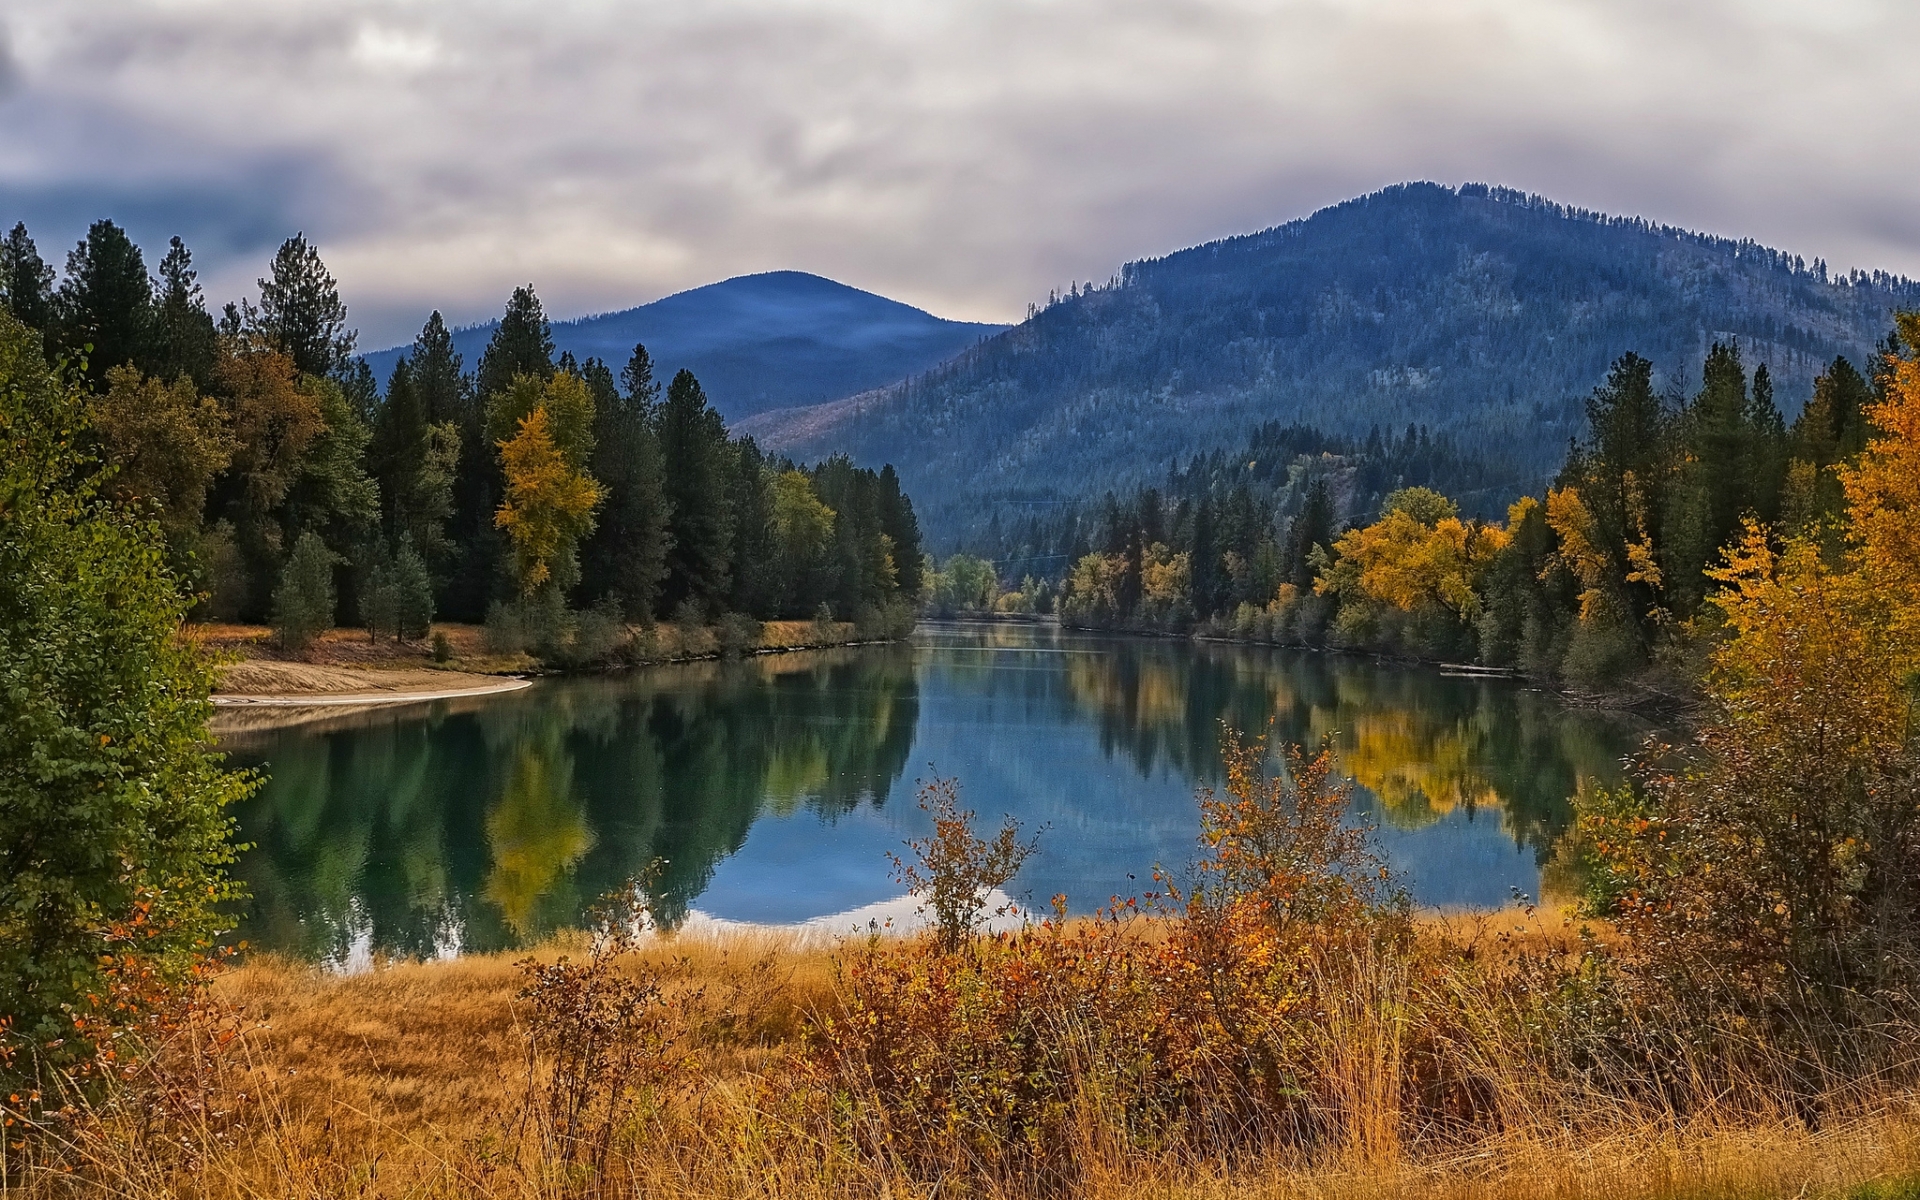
[739,183,1920,544]
[362,271,1005,420]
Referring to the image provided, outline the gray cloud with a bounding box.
[3,0,1916,347]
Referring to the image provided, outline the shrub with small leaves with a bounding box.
[0,311,253,1081]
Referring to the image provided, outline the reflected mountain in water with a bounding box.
[223,625,1646,960]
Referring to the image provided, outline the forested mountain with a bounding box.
[741,182,1920,545]
[364,271,1003,421]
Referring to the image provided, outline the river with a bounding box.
[220,621,1650,963]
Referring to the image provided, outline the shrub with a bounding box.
[716,612,762,658]
[888,776,1038,954]
[483,598,529,655]
[0,311,253,1080]
[809,600,838,646]
[273,531,337,651]
[431,629,452,662]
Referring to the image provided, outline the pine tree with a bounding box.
[392,538,435,640]
[657,369,734,615]
[877,464,924,599]
[1189,494,1221,618]
[1559,353,1668,634]
[251,233,356,378]
[275,531,339,651]
[55,220,153,388]
[411,312,468,426]
[1284,479,1334,588]
[370,357,427,536]
[454,290,554,618]
[475,285,554,402]
[621,343,663,406]
[580,343,671,619]
[0,222,56,333]
[729,437,777,615]
[150,237,218,390]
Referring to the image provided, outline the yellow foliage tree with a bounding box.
[1321,496,1508,620]
[1581,315,1920,997]
[495,405,603,596]
[1841,311,1920,655]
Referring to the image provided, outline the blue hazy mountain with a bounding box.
[741,183,1920,542]
[362,271,1005,420]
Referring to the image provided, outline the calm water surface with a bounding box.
[221,622,1650,961]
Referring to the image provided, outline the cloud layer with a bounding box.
[3,0,1915,346]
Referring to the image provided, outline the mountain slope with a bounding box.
[363,271,1004,420]
[740,183,1919,543]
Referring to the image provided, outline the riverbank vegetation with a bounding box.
[0,220,924,669]
[956,323,1912,693]
[8,225,1920,1197]
[7,311,1920,1192]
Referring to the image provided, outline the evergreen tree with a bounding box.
[411,311,468,426]
[1559,353,1668,633]
[251,233,356,378]
[730,438,778,615]
[55,219,153,388]
[392,538,435,640]
[339,357,380,425]
[1189,494,1221,618]
[877,464,924,599]
[1283,479,1333,588]
[0,222,56,334]
[274,530,338,651]
[369,357,428,539]
[580,343,671,619]
[452,290,554,617]
[1792,357,1871,467]
[657,369,735,615]
[475,285,554,402]
[1662,342,1786,615]
[621,342,663,406]
[150,237,218,390]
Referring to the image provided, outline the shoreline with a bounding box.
[214,677,533,707]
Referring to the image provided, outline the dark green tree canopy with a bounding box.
[252,232,356,378]
[0,222,56,333]
[658,368,735,614]
[411,311,468,426]
[56,219,154,387]
[151,236,219,390]
[475,285,554,402]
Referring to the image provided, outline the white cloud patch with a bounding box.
[2,0,1915,346]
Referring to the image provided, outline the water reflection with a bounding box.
[223,625,1645,960]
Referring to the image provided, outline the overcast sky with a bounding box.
[3,0,1915,348]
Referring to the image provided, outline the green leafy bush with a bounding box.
[0,312,253,1078]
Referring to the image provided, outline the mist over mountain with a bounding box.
[363,271,1004,421]
[740,183,1920,544]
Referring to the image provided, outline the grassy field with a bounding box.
[10,914,1920,1200]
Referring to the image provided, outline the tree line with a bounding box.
[0,219,924,650]
[953,327,1906,688]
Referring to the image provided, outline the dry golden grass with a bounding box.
[9,920,1919,1200]
[184,619,879,686]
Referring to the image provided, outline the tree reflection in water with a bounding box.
[225,646,919,960]
[223,627,1645,960]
